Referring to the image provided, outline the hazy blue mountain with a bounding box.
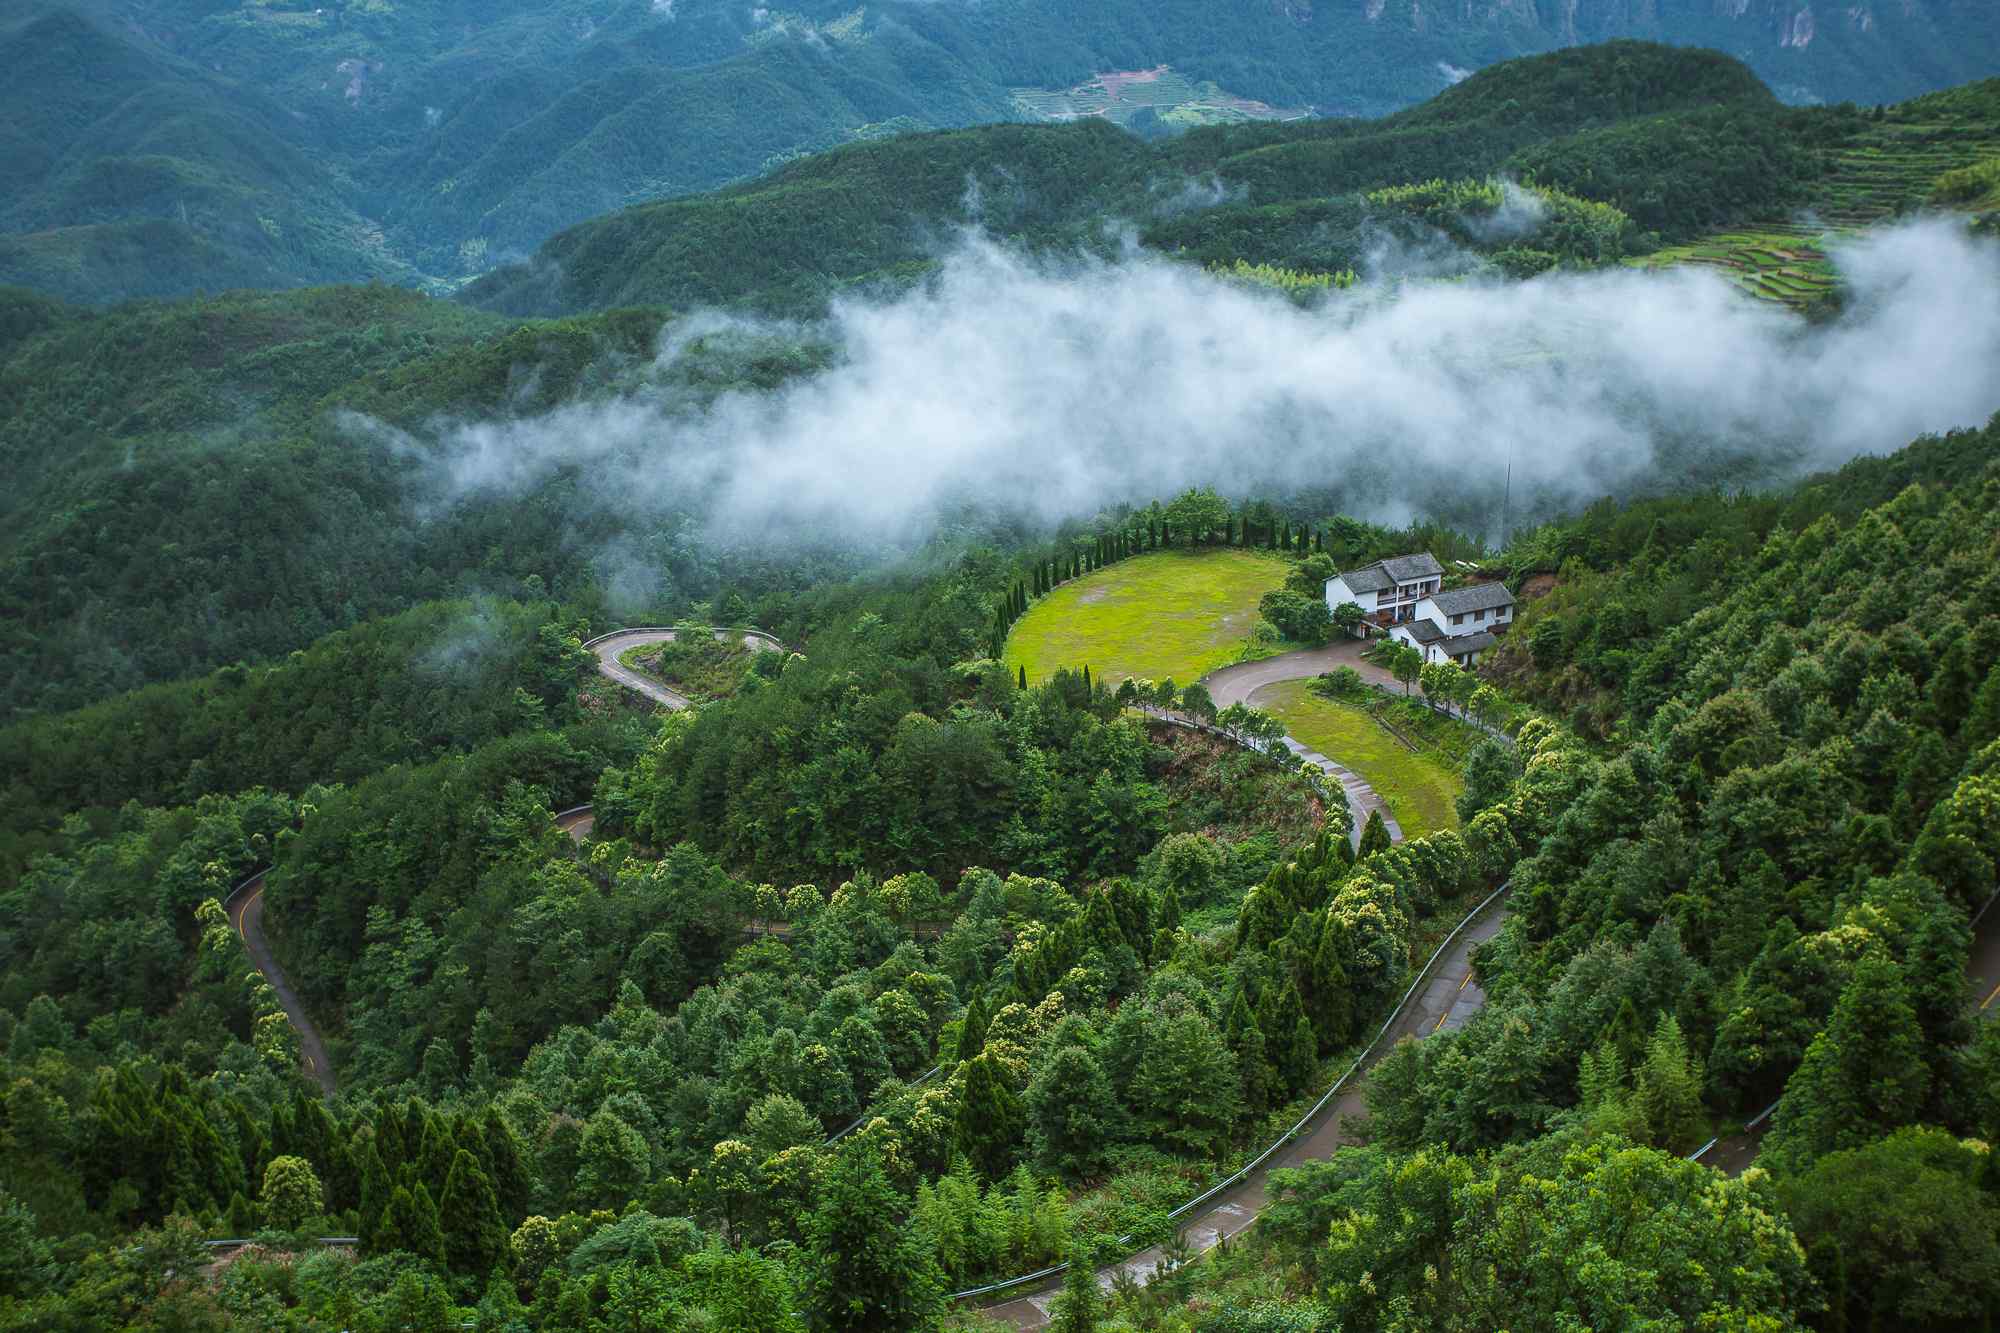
[4,0,1996,303]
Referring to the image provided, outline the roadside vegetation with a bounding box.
[1255,680,1466,840]
[620,634,768,703]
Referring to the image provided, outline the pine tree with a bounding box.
[1357,810,1392,858]
[1260,982,1315,1097]
[1632,1015,1705,1152]
[1222,988,1272,1114]
[1082,664,1091,693]
[1305,917,1355,1051]
[1025,1045,1121,1181]
[1018,665,1027,690]
[1764,955,1931,1173]
[1285,1015,1318,1099]
[955,1054,1025,1179]
[477,1108,533,1224]
[957,992,990,1060]
[356,1134,392,1253]
[440,1149,510,1277]
[806,1143,945,1331]
[381,1183,447,1267]
[1050,1246,1101,1333]
[416,1113,457,1200]
[225,1190,257,1237]
[1233,882,1290,954]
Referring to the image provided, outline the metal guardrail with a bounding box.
[1684,1099,1780,1165]
[580,624,786,652]
[824,1063,945,1145]
[947,879,1514,1304]
[205,1236,358,1251]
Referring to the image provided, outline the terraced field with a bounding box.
[1010,65,1308,129]
[1631,229,1840,313]
[1635,84,2000,313]
[1817,121,2000,226]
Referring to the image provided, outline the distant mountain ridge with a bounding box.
[469,44,2000,318]
[3,1,1995,304]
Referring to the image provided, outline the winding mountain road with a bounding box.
[221,626,780,1097]
[584,626,785,711]
[224,871,337,1097]
[974,889,1508,1327]
[212,607,2000,1324]
[963,642,1488,1324]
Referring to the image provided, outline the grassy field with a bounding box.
[1003,548,1290,688]
[1256,680,1465,841]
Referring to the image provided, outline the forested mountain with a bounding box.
[6,47,1995,734]
[470,42,1864,315]
[1,407,1996,1327]
[4,31,2000,1324]
[6,0,1997,304]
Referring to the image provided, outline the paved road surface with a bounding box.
[586,626,786,711]
[976,898,1508,1327]
[1203,641,1400,709]
[589,629,698,710]
[1159,640,1414,848]
[226,873,337,1097]
[1969,894,2000,1020]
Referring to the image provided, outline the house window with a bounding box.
[1475,609,1486,622]
[1451,613,1464,626]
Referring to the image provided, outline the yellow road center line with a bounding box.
[1982,978,2000,1011]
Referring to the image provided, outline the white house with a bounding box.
[1326,551,1515,667]
[1322,552,1444,628]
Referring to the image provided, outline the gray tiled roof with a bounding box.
[1428,582,1515,615]
[1381,552,1445,582]
[1402,619,1447,644]
[1445,630,1497,656]
[1331,551,1441,596]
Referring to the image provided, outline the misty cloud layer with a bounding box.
[386,220,2000,549]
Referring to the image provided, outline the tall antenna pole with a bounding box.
[1500,454,1512,552]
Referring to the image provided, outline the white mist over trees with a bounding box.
[378,220,2000,547]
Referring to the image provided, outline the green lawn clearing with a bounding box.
[1256,680,1465,841]
[1003,548,1290,688]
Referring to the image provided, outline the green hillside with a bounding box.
[0,283,839,722]
[471,43,1823,315]
[7,0,2000,304]
[6,48,1996,729]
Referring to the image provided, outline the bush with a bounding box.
[1310,668,1370,701]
